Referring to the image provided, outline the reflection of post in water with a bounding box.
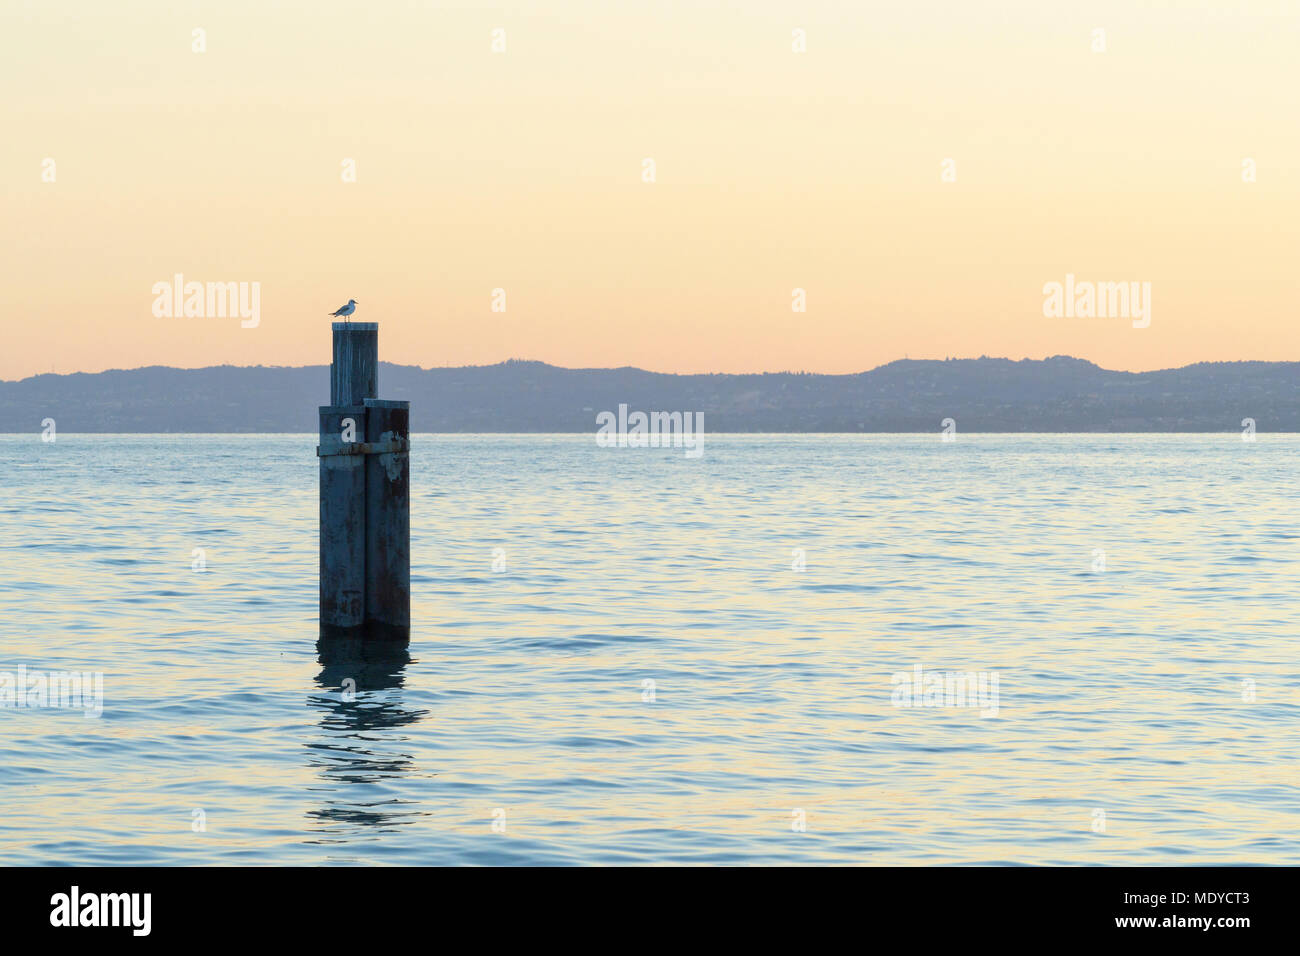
[306,636,428,837]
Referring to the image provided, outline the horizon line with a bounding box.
[6,354,1298,386]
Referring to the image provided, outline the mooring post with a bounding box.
[330,323,378,406]
[319,404,367,635]
[318,322,410,641]
[364,398,410,640]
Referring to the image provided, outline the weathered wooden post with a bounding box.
[318,322,410,642]
[330,323,377,406]
[363,398,410,640]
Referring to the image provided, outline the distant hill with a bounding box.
[1,357,1296,432]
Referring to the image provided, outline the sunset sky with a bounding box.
[3,0,1298,381]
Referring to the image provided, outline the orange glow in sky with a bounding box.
[3,0,1298,380]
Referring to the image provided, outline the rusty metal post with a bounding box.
[318,322,409,642]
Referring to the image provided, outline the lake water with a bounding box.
[1,434,1298,865]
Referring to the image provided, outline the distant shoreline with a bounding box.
[4,357,1297,433]
[5,355,1297,385]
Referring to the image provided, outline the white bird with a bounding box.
[329,298,358,326]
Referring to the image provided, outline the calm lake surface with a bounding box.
[2,434,1298,865]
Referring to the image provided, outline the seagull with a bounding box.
[329,298,358,327]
